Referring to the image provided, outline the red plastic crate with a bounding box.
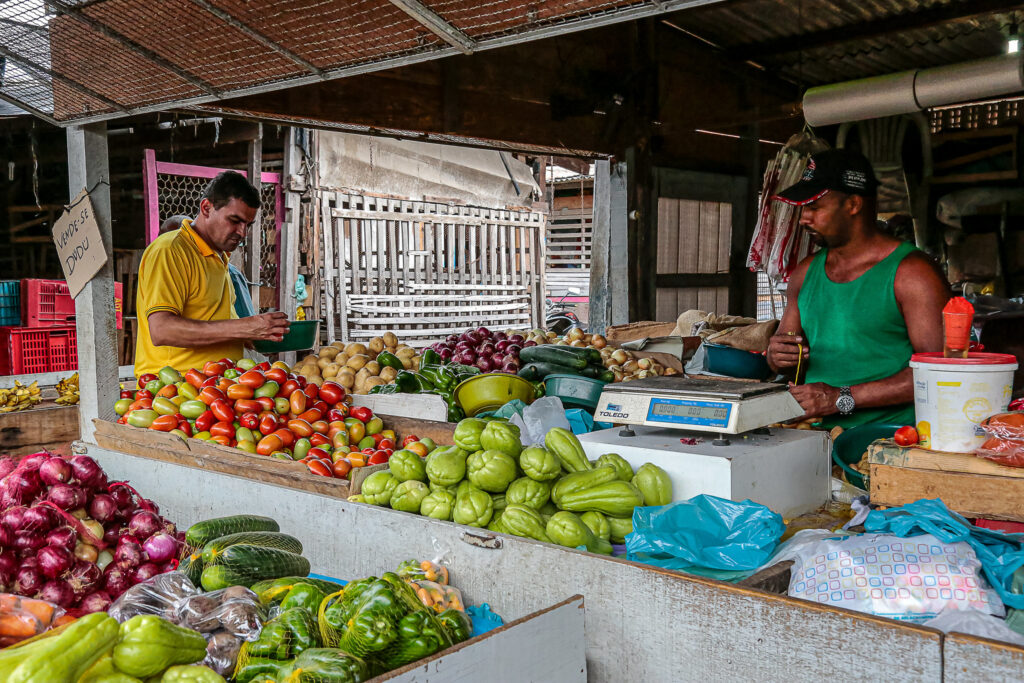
[20,279,123,329]
[0,326,78,375]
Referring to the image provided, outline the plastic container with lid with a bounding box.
[909,352,1018,452]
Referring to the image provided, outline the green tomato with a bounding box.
[178,382,199,400]
[179,399,207,419]
[236,426,256,443]
[293,438,312,460]
[223,368,240,380]
[157,365,182,385]
[169,428,188,441]
[114,398,132,416]
[126,409,158,428]
[274,397,290,414]
[193,431,211,440]
[144,379,164,395]
[236,358,257,371]
[254,381,280,399]
[418,437,437,453]
[151,397,178,416]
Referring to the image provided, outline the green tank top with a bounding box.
[798,241,918,429]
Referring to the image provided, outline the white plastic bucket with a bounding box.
[909,352,1018,452]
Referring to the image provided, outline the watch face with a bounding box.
[837,394,855,415]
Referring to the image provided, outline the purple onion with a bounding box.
[133,562,161,584]
[68,559,102,596]
[88,494,117,523]
[103,523,124,548]
[438,348,453,361]
[523,340,537,348]
[502,361,520,374]
[127,510,161,540]
[22,505,55,532]
[108,483,134,511]
[0,524,11,547]
[38,579,75,607]
[69,456,104,489]
[476,326,490,337]
[37,545,73,579]
[115,536,144,567]
[38,457,72,486]
[0,457,18,481]
[142,532,179,564]
[45,526,77,551]
[14,565,44,595]
[78,590,112,614]
[506,344,522,356]
[508,334,525,344]
[476,356,495,373]
[1,506,27,532]
[105,563,134,597]
[494,331,507,342]
[46,484,87,511]
[0,551,18,582]
[12,530,45,552]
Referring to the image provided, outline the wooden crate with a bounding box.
[0,403,78,456]
[869,439,1024,522]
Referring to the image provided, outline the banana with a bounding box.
[55,373,80,406]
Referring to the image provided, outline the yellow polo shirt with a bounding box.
[134,220,243,377]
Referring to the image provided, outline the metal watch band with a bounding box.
[837,386,855,415]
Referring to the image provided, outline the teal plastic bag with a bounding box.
[866,498,1024,610]
[626,495,785,576]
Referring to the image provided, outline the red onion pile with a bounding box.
[430,327,535,375]
[0,452,180,613]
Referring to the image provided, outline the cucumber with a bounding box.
[585,348,602,365]
[179,552,205,587]
[185,515,280,547]
[518,362,582,380]
[577,365,615,383]
[518,345,587,369]
[203,544,310,589]
[201,531,303,565]
[200,563,257,591]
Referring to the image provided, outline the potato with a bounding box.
[401,357,414,370]
[303,373,321,386]
[380,366,398,382]
[335,352,350,366]
[319,346,339,360]
[346,342,368,356]
[364,360,381,376]
[317,356,333,370]
[368,337,385,354]
[323,363,341,379]
[302,365,321,378]
[364,376,387,391]
[412,355,421,368]
[347,354,369,371]
[355,367,371,388]
[331,341,346,350]
[395,347,416,359]
[337,370,356,389]
[382,332,398,347]
[302,354,318,364]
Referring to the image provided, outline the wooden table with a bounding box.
[0,402,79,456]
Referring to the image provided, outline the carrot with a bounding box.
[15,598,56,626]
[0,613,42,639]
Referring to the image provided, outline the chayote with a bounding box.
[466,450,517,493]
[632,463,672,506]
[596,453,634,482]
[420,490,456,520]
[505,477,551,510]
[580,511,611,541]
[479,421,522,458]
[425,446,468,487]
[452,485,493,528]
[453,418,487,452]
[390,480,430,513]
[389,449,427,482]
[519,446,560,482]
[362,471,399,506]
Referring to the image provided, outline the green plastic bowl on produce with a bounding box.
[832,423,902,489]
[544,374,607,411]
[252,319,321,353]
[454,373,536,416]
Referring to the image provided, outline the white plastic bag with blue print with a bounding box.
[765,529,1004,623]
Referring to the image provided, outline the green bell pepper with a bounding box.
[395,371,433,393]
[161,665,227,682]
[113,616,208,679]
[276,648,370,683]
[278,583,327,613]
[436,609,473,644]
[232,656,290,683]
[420,349,443,369]
[419,365,455,392]
[368,383,398,395]
[375,351,404,371]
[376,610,453,669]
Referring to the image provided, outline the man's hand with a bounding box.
[245,312,290,342]
[767,333,809,371]
[788,382,839,420]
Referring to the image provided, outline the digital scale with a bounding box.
[581,376,831,517]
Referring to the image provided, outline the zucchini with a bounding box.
[518,362,582,380]
[203,544,310,589]
[178,552,204,587]
[185,515,280,547]
[201,531,303,565]
[518,345,587,369]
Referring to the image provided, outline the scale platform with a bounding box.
[595,376,803,435]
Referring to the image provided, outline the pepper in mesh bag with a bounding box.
[436,608,472,643]
[244,608,320,660]
[275,648,370,683]
[372,608,454,670]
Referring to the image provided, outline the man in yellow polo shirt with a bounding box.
[135,171,289,377]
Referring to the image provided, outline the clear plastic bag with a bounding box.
[108,571,198,623]
[408,579,465,613]
[204,630,244,677]
[975,412,1024,467]
[510,396,572,445]
[176,586,265,639]
[0,594,69,647]
[396,558,449,586]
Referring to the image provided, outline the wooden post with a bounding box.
[246,124,263,309]
[280,127,303,366]
[67,123,118,444]
[734,122,762,319]
[589,159,629,333]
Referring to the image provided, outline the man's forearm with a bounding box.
[850,367,914,409]
[148,313,250,348]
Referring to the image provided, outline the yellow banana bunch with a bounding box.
[0,380,41,412]
[55,372,80,405]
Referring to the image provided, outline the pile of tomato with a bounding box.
[114,358,421,478]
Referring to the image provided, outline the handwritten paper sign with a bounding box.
[52,188,108,298]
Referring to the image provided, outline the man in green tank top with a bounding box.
[766,150,949,429]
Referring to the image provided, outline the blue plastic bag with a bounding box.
[626,495,785,575]
[565,409,612,435]
[866,498,1024,610]
[465,603,504,638]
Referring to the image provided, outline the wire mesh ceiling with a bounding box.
[0,0,715,125]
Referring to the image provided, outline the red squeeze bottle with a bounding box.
[942,297,974,358]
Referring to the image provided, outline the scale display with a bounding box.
[646,398,731,428]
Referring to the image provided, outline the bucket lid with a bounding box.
[910,352,1018,365]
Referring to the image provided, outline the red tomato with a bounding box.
[210,399,234,423]
[297,408,323,424]
[289,391,307,415]
[371,433,385,446]
[294,375,308,389]
[203,362,227,377]
[402,435,420,447]
[307,447,330,461]
[318,382,344,405]
[332,403,350,418]
[226,383,254,401]
[201,375,219,389]
[238,370,266,389]
[135,389,153,401]
[210,421,236,439]
[367,451,390,465]
[218,358,234,367]
[311,400,329,416]
[216,377,234,393]
[120,389,135,399]
[894,426,919,447]
[138,373,158,389]
[303,383,319,401]
[199,386,226,406]
[265,368,288,384]
[350,407,373,423]
[327,409,347,422]
[255,361,271,372]
[210,434,231,446]
[331,458,352,478]
[307,460,332,477]
[278,379,300,398]
[362,448,375,455]
[117,416,128,425]
[185,368,207,389]
[232,399,260,416]
[150,415,179,432]
[309,433,331,448]
[287,419,314,438]
[259,414,280,436]
[128,398,153,412]
[256,396,275,412]
[378,438,395,451]
[273,428,296,448]
[239,412,259,429]
[195,410,215,432]
[256,434,284,456]
[310,420,329,435]
[177,421,193,437]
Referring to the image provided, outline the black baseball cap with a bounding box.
[773,149,879,206]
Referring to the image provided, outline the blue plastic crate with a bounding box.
[0,281,19,327]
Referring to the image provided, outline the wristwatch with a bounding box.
[836,386,855,416]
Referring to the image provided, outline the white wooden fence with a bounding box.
[545,205,592,298]
[318,191,546,346]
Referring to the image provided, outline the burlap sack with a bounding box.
[670,310,760,338]
[706,319,780,353]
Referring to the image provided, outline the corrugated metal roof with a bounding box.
[672,0,1017,86]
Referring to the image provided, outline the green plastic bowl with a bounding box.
[832,423,903,489]
[454,373,537,416]
[252,319,321,354]
[704,342,772,380]
[544,374,608,411]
